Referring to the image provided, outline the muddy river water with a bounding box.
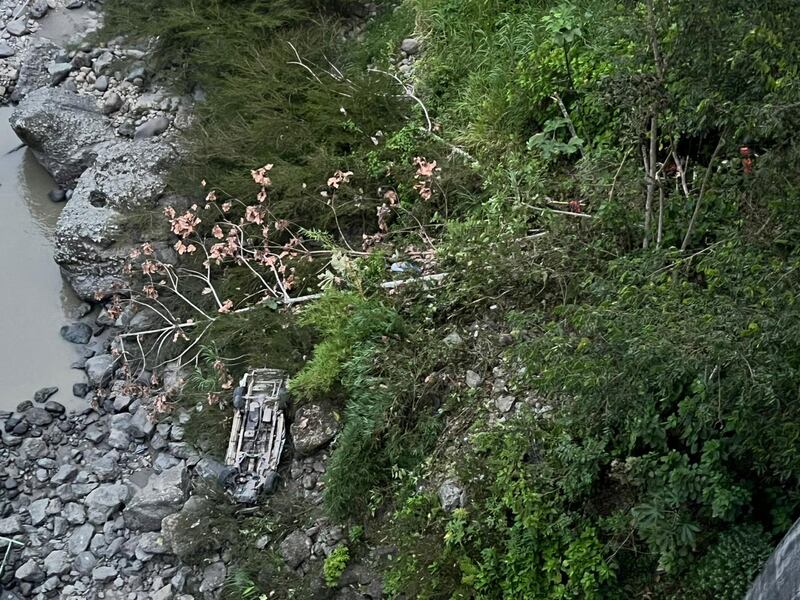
[0,106,86,411]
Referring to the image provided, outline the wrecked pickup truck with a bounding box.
[222,368,288,503]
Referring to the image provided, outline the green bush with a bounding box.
[290,290,404,400]
[323,545,351,587]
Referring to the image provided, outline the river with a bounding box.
[0,106,85,412]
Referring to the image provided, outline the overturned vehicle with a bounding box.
[220,368,289,503]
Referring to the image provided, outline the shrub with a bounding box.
[323,545,351,587]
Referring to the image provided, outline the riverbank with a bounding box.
[0,1,226,598]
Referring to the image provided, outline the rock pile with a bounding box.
[0,369,233,599]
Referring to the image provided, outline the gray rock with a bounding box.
[199,562,226,593]
[1,432,23,447]
[29,0,49,18]
[443,331,464,347]
[84,483,129,524]
[153,452,180,473]
[91,565,117,582]
[93,455,120,481]
[133,116,170,139]
[47,62,72,85]
[438,479,466,512]
[107,427,130,450]
[494,395,516,413]
[170,424,185,441]
[33,386,58,402]
[93,75,109,92]
[128,407,154,439]
[10,87,114,185]
[48,188,68,203]
[401,38,420,55]
[151,432,169,451]
[20,436,48,459]
[89,532,106,554]
[279,530,312,569]
[43,550,69,576]
[85,354,115,387]
[10,40,61,101]
[68,523,95,554]
[104,536,123,558]
[125,64,146,82]
[92,50,114,75]
[0,515,22,535]
[138,532,170,554]
[27,498,49,526]
[6,19,28,37]
[25,407,53,426]
[117,118,136,137]
[102,92,123,115]
[65,0,82,7]
[61,322,93,344]
[53,516,68,537]
[73,382,91,397]
[112,393,132,412]
[44,400,66,415]
[161,497,222,561]
[291,404,340,457]
[14,559,44,583]
[84,424,106,444]
[51,463,78,484]
[152,584,173,600]
[0,42,15,58]
[124,464,188,531]
[73,551,96,574]
[64,502,86,525]
[465,370,483,388]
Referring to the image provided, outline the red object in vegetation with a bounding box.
[740,146,753,175]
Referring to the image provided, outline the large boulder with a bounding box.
[10,87,115,185]
[124,463,188,531]
[9,39,61,101]
[53,139,179,300]
[291,403,340,457]
[279,530,312,569]
[161,496,228,563]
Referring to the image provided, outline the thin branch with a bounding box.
[644,0,666,81]
[608,146,633,204]
[368,67,432,132]
[680,135,725,251]
[287,42,323,84]
[551,93,584,158]
[656,175,665,248]
[523,203,594,219]
[643,114,658,248]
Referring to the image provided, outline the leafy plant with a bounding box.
[323,545,350,587]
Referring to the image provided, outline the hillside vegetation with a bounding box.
[103,0,800,597]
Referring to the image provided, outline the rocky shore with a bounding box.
[0,1,215,598]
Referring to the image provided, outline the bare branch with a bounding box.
[551,93,584,158]
[680,135,725,251]
[643,114,658,248]
[368,67,432,132]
